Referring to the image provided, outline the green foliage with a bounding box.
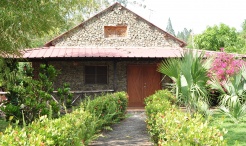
[1,64,59,125]
[145,90,175,143]
[211,112,246,146]
[145,90,227,145]
[0,59,18,88]
[0,118,9,132]
[84,92,128,128]
[0,92,128,146]
[166,18,176,36]
[158,50,210,116]
[0,0,106,53]
[239,19,246,53]
[177,28,192,43]
[242,20,246,32]
[194,23,245,53]
[210,66,246,123]
[57,83,73,108]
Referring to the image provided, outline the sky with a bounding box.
[125,0,246,34]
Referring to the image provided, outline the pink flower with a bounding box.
[208,51,246,83]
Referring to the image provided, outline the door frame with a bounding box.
[127,64,161,107]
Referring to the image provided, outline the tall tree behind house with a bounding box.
[177,28,192,43]
[166,18,176,36]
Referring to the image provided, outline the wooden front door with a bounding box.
[127,64,161,107]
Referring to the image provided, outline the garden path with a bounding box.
[90,111,153,146]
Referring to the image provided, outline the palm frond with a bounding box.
[158,58,180,80]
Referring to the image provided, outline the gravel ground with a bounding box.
[90,111,153,146]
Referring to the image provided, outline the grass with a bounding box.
[0,118,9,133]
[211,111,246,146]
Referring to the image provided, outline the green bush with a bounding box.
[84,91,128,129]
[1,64,59,125]
[145,90,227,145]
[145,90,176,144]
[0,92,128,146]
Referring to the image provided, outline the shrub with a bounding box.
[1,64,59,125]
[208,52,246,123]
[145,90,227,145]
[0,109,97,146]
[0,92,128,146]
[84,91,128,128]
[56,83,73,108]
[208,51,245,83]
[210,66,246,123]
[145,90,175,143]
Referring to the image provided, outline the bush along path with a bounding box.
[0,92,128,146]
[90,111,153,146]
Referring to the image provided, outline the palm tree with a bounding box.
[158,50,210,116]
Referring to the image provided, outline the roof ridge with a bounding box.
[44,2,186,47]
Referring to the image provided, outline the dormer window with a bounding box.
[104,26,127,38]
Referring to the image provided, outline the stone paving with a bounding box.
[90,111,153,146]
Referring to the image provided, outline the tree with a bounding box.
[114,0,128,6]
[177,28,192,43]
[0,0,103,54]
[242,19,246,32]
[1,64,60,124]
[158,51,211,117]
[239,20,246,52]
[194,24,245,53]
[166,18,176,36]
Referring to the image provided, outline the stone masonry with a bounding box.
[51,3,182,48]
[48,60,172,92]
[31,3,183,101]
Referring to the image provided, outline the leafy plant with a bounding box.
[145,90,227,145]
[158,50,210,116]
[0,92,128,146]
[145,90,175,143]
[57,83,73,108]
[210,66,246,123]
[194,23,245,53]
[1,64,59,125]
[84,92,128,128]
[208,51,245,82]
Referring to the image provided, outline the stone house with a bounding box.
[22,2,187,107]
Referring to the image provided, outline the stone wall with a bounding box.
[52,4,182,48]
[48,60,172,92]
[49,61,114,91]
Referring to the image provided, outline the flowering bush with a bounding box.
[208,51,245,82]
[208,50,246,123]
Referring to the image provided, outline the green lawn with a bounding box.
[0,118,9,133]
[211,112,246,146]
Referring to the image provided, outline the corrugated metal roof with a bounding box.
[22,47,186,59]
[21,47,246,59]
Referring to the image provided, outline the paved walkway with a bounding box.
[90,111,153,146]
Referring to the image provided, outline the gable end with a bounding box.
[44,3,186,48]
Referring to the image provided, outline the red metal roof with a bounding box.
[21,47,246,59]
[22,47,187,59]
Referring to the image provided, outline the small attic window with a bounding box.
[104,26,127,38]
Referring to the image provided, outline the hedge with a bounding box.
[145,90,227,146]
[0,91,128,146]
